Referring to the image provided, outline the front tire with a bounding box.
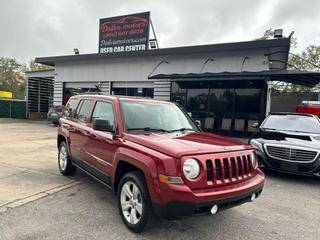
[117,171,154,233]
[58,141,76,175]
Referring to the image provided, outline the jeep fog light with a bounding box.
[251,193,257,201]
[210,205,218,215]
[183,158,200,180]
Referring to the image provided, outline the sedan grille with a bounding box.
[265,145,318,163]
[206,154,254,185]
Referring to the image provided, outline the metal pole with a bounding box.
[38,81,41,112]
[150,19,159,49]
[9,101,12,118]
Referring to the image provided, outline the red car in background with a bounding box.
[296,101,320,118]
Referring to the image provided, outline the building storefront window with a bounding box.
[111,87,153,97]
[63,87,100,105]
[171,81,265,137]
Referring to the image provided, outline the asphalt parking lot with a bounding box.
[0,119,319,240]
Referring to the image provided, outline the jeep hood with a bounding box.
[124,131,252,158]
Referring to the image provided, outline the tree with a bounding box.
[289,45,320,72]
[285,45,320,92]
[0,57,26,99]
[255,28,297,49]
[28,59,53,71]
[256,29,320,92]
[254,29,274,40]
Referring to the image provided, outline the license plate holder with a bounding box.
[281,161,298,172]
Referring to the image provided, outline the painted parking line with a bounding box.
[0,181,82,214]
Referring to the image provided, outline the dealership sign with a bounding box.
[99,12,150,54]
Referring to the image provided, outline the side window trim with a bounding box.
[91,100,116,123]
[91,100,116,131]
[63,98,79,118]
[74,99,84,120]
[74,99,94,123]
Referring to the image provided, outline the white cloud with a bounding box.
[0,0,319,62]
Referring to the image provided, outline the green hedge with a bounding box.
[0,99,26,119]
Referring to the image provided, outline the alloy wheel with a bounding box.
[59,145,67,171]
[120,181,143,225]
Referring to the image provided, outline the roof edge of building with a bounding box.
[35,38,290,66]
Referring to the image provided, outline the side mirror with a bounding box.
[93,119,115,133]
[251,122,259,129]
[195,120,201,128]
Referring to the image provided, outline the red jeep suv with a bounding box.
[57,95,265,232]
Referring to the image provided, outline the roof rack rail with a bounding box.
[76,92,105,95]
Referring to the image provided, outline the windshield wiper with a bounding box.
[261,127,278,131]
[127,127,170,133]
[169,128,196,133]
[262,128,312,134]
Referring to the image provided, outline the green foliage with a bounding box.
[284,45,320,92]
[0,58,52,99]
[0,57,26,99]
[28,59,53,71]
[256,29,320,93]
[255,29,274,40]
[255,28,297,49]
[289,45,320,72]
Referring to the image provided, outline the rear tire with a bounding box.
[58,141,76,175]
[117,171,154,233]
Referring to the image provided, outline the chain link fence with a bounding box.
[0,99,26,119]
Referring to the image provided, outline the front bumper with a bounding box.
[258,155,320,177]
[47,115,60,123]
[153,171,265,219]
[153,185,263,219]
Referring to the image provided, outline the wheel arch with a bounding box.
[57,134,66,148]
[113,152,163,204]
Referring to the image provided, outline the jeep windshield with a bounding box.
[119,100,199,133]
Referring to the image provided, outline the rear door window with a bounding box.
[74,99,93,122]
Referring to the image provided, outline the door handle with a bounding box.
[105,138,114,144]
[63,124,74,131]
[82,130,91,136]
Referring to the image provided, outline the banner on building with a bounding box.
[0,91,13,99]
[99,12,150,54]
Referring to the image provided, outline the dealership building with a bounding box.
[29,35,320,137]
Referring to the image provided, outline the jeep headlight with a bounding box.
[250,151,258,169]
[183,158,200,180]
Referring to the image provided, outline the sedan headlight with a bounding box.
[250,139,263,151]
[250,151,258,169]
[183,158,200,180]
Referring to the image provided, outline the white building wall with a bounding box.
[153,80,171,101]
[53,82,63,106]
[100,82,111,95]
[52,48,270,105]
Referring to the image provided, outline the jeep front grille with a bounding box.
[265,145,318,163]
[206,154,253,184]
